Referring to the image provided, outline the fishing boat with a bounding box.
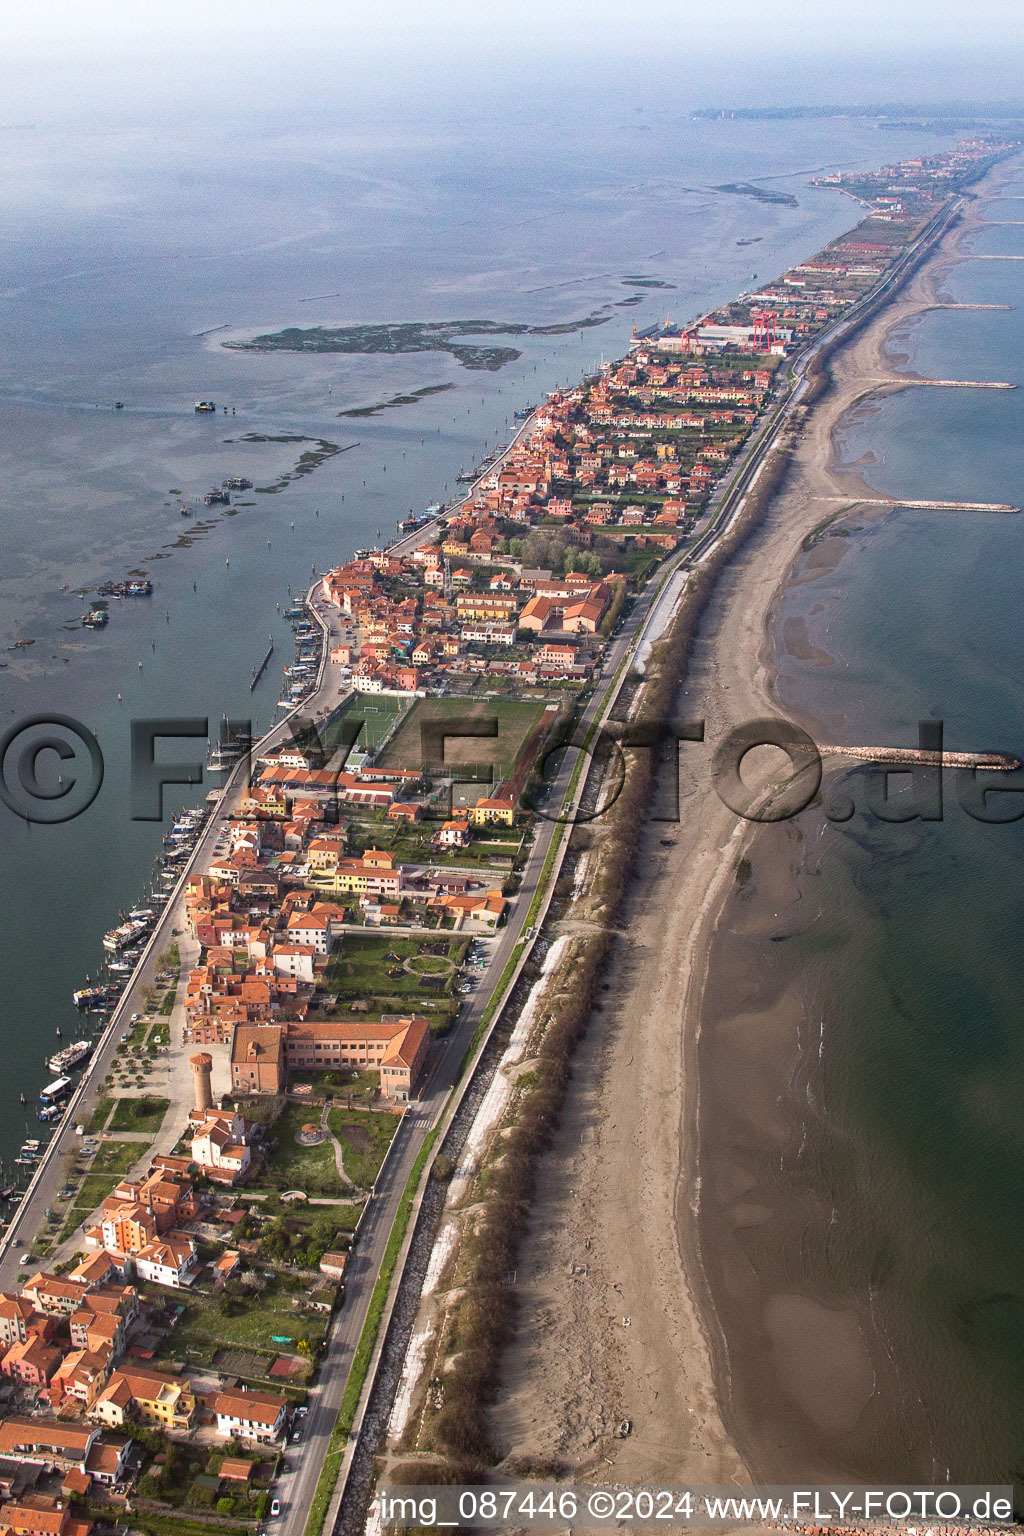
[194,400,216,412]
[73,985,115,1008]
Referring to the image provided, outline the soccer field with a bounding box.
[322,693,412,753]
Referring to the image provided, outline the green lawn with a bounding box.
[71,1172,125,1217]
[285,1067,379,1104]
[376,695,548,779]
[284,1201,360,1237]
[324,935,462,1001]
[264,1103,340,1194]
[175,1285,328,1354]
[92,1139,141,1175]
[108,1097,170,1134]
[326,1107,400,1188]
[86,1096,114,1133]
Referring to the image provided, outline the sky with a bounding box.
[5,0,1024,60]
[3,1,1024,122]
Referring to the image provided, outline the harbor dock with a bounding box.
[250,634,274,690]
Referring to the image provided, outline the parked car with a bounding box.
[270,1501,281,1518]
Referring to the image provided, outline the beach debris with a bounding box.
[616,1419,632,1438]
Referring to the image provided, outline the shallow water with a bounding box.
[701,177,1024,1480]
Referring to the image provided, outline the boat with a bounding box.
[194,400,216,412]
[39,1105,63,1122]
[129,907,154,920]
[73,985,115,1008]
[102,917,149,952]
[39,1077,71,1104]
[207,739,243,770]
[48,1040,93,1075]
[82,609,109,629]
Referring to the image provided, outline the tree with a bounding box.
[309,1213,337,1248]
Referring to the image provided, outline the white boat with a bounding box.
[103,917,149,952]
[40,1077,72,1103]
[48,1039,93,1074]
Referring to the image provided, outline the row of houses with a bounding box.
[1,1263,289,1443]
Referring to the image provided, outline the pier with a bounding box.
[820,745,1021,771]
[814,496,1020,513]
[928,302,1013,310]
[250,634,274,690]
[911,378,1015,388]
[963,253,1024,260]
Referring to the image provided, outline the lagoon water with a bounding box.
[745,182,1024,1478]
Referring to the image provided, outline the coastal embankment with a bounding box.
[488,157,1023,1485]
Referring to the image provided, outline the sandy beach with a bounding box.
[488,162,1020,1487]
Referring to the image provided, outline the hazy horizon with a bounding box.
[4,2,1024,129]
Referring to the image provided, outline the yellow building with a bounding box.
[470,796,516,827]
[90,1367,195,1432]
